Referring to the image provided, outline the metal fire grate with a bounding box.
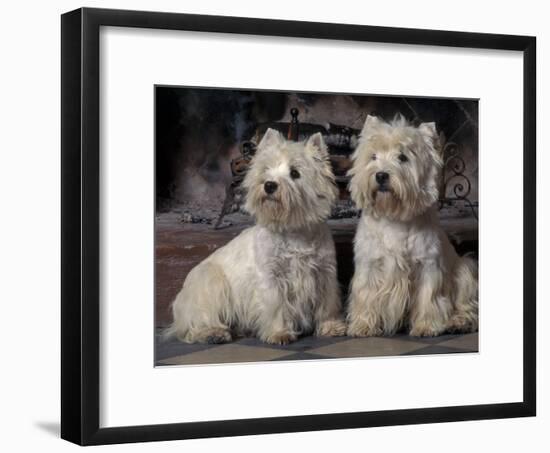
[215,104,478,228]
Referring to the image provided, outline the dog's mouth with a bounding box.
[262,195,281,203]
[373,185,393,197]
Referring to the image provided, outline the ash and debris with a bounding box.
[163,199,361,228]
[165,201,250,229]
[331,201,360,220]
[438,201,478,220]
[159,198,475,230]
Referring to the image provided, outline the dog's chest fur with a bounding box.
[254,225,327,299]
[256,226,321,275]
[357,210,442,270]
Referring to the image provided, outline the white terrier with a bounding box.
[165,128,346,344]
[347,115,478,337]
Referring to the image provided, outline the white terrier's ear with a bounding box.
[392,113,408,127]
[258,128,283,150]
[419,122,443,165]
[418,122,437,141]
[361,115,384,137]
[306,132,329,158]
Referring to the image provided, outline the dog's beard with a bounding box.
[259,195,286,221]
[368,178,430,222]
[247,185,330,231]
[255,195,286,221]
[371,188,401,219]
[247,186,294,230]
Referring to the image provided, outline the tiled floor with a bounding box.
[155,213,478,367]
[155,331,478,366]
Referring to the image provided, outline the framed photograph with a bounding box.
[61,7,536,445]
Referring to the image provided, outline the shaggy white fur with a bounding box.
[347,115,478,337]
[165,128,346,344]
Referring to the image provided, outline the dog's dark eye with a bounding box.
[290,168,300,179]
[371,154,377,161]
[398,153,409,163]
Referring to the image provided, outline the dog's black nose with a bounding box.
[264,181,278,194]
[375,171,389,185]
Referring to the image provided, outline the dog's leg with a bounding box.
[168,262,233,344]
[409,262,453,337]
[346,269,382,337]
[256,286,298,345]
[314,269,346,337]
[447,257,478,333]
[347,259,409,337]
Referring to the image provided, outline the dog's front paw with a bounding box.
[409,324,443,337]
[194,327,232,344]
[347,320,382,337]
[446,314,478,334]
[317,319,347,337]
[263,331,297,345]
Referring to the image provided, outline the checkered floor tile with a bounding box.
[155,330,478,366]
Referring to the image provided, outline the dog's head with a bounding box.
[348,114,442,221]
[243,128,338,231]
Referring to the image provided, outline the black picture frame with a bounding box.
[61,7,536,446]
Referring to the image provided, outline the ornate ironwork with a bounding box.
[439,141,478,220]
[403,99,478,221]
[214,100,478,227]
